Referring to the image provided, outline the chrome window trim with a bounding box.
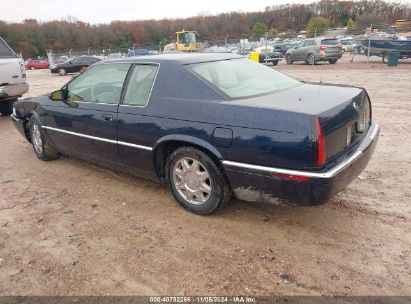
[223,124,379,179]
[42,126,153,151]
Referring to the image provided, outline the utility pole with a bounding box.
[312,28,317,66]
[265,32,268,65]
[225,34,229,52]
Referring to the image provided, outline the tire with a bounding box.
[307,53,315,65]
[30,66,36,70]
[286,54,293,64]
[0,100,14,116]
[166,147,232,215]
[272,60,278,66]
[382,53,389,64]
[58,68,67,76]
[28,116,59,161]
[329,59,338,64]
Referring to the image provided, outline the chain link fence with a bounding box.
[46,24,410,66]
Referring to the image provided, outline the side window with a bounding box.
[123,65,158,107]
[71,57,81,64]
[0,38,15,58]
[303,40,312,47]
[67,63,131,104]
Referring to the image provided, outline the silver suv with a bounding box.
[0,37,29,115]
[285,38,342,65]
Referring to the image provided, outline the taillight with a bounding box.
[315,118,326,166]
[320,45,327,50]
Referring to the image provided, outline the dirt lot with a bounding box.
[0,55,410,296]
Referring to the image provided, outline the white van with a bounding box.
[0,37,29,115]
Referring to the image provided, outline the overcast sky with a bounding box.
[1,0,322,24]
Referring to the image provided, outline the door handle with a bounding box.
[102,113,114,121]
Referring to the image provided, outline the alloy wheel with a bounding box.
[32,123,43,155]
[172,157,212,205]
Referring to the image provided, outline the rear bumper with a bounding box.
[0,83,29,100]
[223,123,379,206]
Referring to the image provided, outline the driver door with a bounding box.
[43,63,132,168]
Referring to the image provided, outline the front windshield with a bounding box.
[188,58,300,99]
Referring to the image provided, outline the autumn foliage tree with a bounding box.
[0,0,410,58]
[306,16,330,37]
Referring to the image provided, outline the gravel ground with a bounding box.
[0,54,410,296]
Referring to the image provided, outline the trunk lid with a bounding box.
[225,82,371,164]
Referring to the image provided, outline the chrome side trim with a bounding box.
[117,141,153,151]
[223,124,379,179]
[42,126,152,151]
[43,126,117,144]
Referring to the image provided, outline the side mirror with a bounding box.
[293,46,298,49]
[68,61,73,64]
[50,90,63,101]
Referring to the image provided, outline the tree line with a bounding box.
[0,0,410,58]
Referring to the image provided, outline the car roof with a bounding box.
[100,53,243,66]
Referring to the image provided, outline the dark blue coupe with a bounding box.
[11,53,379,214]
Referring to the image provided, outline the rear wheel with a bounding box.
[307,54,315,65]
[28,117,59,161]
[58,68,67,76]
[0,100,14,116]
[272,60,279,66]
[329,58,338,64]
[382,53,389,64]
[286,54,293,64]
[166,147,231,215]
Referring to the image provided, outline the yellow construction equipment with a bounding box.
[163,30,204,53]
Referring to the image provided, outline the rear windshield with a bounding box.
[187,58,299,99]
[0,38,16,58]
[321,39,339,45]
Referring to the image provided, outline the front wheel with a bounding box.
[166,147,231,215]
[307,54,315,65]
[329,58,338,64]
[272,60,279,66]
[286,55,293,64]
[58,68,67,76]
[28,117,59,161]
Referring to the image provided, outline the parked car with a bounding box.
[49,56,101,75]
[11,54,379,214]
[0,37,29,115]
[25,59,49,70]
[340,40,355,53]
[286,38,342,64]
[273,43,294,56]
[128,49,149,57]
[248,46,282,65]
